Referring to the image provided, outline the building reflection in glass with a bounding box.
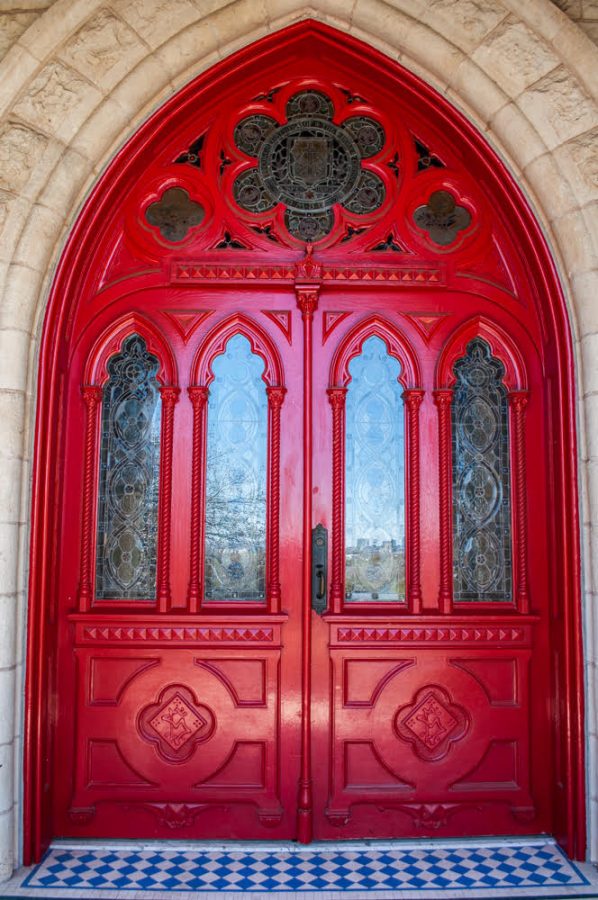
[204,334,267,601]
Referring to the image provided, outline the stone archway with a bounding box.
[0,0,596,878]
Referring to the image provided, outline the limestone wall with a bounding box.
[551,0,598,45]
[0,0,596,879]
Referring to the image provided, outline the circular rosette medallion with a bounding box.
[232,91,387,242]
[259,117,361,214]
[138,684,216,763]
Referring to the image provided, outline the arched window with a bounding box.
[452,338,512,602]
[344,335,405,602]
[204,334,268,601]
[95,334,162,600]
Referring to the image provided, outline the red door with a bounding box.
[42,31,567,848]
[52,272,551,841]
[310,289,550,839]
[55,286,305,838]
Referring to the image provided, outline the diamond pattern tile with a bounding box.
[8,842,588,894]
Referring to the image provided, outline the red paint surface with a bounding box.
[24,22,585,861]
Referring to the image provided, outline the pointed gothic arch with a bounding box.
[23,20,584,865]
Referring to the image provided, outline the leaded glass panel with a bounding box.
[345,336,405,602]
[452,338,512,601]
[204,334,267,601]
[95,334,161,600]
[232,91,386,242]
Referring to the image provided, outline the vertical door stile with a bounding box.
[266,386,287,614]
[509,390,530,613]
[327,387,347,615]
[295,260,321,843]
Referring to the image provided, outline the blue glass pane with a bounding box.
[345,336,405,602]
[95,334,161,600]
[204,334,267,601]
[452,338,512,601]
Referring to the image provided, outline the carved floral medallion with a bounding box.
[138,684,215,762]
[395,685,468,761]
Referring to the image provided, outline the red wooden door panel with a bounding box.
[69,624,286,833]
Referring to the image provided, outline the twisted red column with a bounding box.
[433,389,453,613]
[266,386,286,613]
[403,389,424,613]
[187,386,209,613]
[78,385,103,611]
[157,386,180,611]
[509,391,530,612]
[327,388,347,614]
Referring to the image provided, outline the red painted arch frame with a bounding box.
[435,316,528,391]
[24,19,585,861]
[191,313,285,388]
[84,313,179,387]
[330,315,421,389]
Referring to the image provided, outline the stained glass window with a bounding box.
[95,334,161,600]
[452,338,512,601]
[232,91,386,242]
[204,334,267,601]
[345,336,405,602]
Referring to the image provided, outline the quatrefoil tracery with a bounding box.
[232,90,387,242]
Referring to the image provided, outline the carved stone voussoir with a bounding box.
[60,10,145,83]
[473,16,560,96]
[518,65,597,148]
[561,127,598,198]
[13,61,101,135]
[0,11,39,61]
[0,122,48,192]
[422,0,508,51]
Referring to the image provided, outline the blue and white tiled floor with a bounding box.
[1,839,598,900]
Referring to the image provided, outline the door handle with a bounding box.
[316,566,325,600]
[311,524,328,615]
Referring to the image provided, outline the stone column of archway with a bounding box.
[0,0,596,878]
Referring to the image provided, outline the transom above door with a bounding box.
[35,32,582,858]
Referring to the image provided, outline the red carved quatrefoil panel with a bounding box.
[395,685,468,761]
[138,684,216,763]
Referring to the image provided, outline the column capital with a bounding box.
[188,385,209,408]
[433,388,453,409]
[267,386,287,408]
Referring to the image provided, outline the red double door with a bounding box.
[54,274,551,841]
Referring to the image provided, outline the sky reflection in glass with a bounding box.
[345,335,405,602]
[204,334,267,601]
